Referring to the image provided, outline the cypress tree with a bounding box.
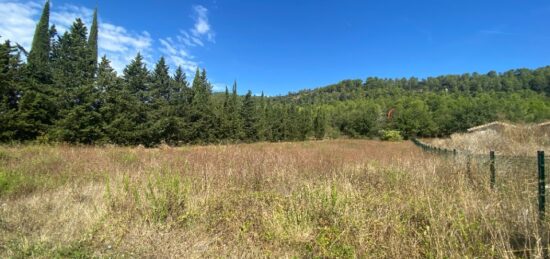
[27,0,51,82]
[88,8,99,76]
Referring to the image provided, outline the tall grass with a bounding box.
[428,124,549,156]
[0,140,547,257]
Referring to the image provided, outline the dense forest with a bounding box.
[1,1,549,146]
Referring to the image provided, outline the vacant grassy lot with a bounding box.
[0,140,547,257]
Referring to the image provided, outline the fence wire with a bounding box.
[412,138,546,216]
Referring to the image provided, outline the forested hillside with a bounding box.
[1,1,549,146]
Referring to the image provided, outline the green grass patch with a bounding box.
[6,239,94,259]
[0,169,68,198]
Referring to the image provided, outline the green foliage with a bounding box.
[1,1,549,145]
[313,109,326,140]
[380,130,403,141]
[241,90,258,142]
[27,0,51,82]
[88,8,98,76]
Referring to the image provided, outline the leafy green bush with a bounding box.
[380,130,403,141]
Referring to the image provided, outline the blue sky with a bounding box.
[1,0,550,95]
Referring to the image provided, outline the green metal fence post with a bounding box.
[490,151,496,189]
[467,154,471,177]
[538,151,546,221]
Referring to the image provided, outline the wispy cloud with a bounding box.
[0,0,217,74]
[478,29,514,36]
[159,37,197,73]
[191,5,215,42]
[159,4,216,75]
[0,1,217,77]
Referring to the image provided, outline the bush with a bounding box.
[380,130,403,141]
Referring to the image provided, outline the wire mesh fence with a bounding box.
[412,138,547,218]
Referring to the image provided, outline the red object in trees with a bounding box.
[387,108,395,120]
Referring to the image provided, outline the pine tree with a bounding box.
[241,90,258,142]
[172,66,192,142]
[173,66,190,103]
[88,8,99,77]
[97,56,140,145]
[2,38,56,142]
[189,68,217,143]
[256,92,268,141]
[49,20,102,144]
[51,19,94,113]
[0,40,22,141]
[220,86,231,140]
[27,0,51,82]
[117,53,153,145]
[123,53,150,103]
[150,57,171,102]
[228,81,243,140]
[148,57,185,145]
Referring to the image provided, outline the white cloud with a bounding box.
[159,4,215,75]
[99,24,152,72]
[159,37,197,74]
[0,0,153,73]
[0,1,42,49]
[211,83,226,92]
[192,5,210,36]
[51,3,94,33]
[0,1,214,75]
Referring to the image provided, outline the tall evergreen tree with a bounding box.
[88,8,99,77]
[189,68,217,143]
[51,19,93,110]
[150,57,171,102]
[149,57,185,145]
[123,53,150,103]
[220,86,232,140]
[49,20,102,144]
[27,0,51,82]
[228,81,243,140]
[241,90,258,142]
[0,40,23,141]
[257,92,269,141]
[98,56,137,145]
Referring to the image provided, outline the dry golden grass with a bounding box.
[427,124,549,156]
[0,140,547,257]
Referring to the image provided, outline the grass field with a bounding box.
[0,140,547,257]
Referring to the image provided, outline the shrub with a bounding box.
[380,130,403,141]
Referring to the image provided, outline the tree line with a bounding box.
[1,1,549,146]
